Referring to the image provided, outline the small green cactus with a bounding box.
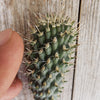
[24,15,79,100]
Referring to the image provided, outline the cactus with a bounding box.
[24,15,79,100]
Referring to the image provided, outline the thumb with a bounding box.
[0,29,24,98]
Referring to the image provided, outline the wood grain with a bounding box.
[72,0,100,100]
[0,0,79,100]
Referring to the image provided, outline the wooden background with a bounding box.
[0,0,100,100]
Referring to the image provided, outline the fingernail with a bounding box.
[0,29,12,46]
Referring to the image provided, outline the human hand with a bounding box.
[0,29,24,100]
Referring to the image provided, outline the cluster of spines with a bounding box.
[24,15,79,100]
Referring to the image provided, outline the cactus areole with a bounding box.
[25,15,78,100]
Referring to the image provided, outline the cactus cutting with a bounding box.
[24,13,79,100]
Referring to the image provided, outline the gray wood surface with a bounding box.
[0,0,100,100]
[72,0,100,100]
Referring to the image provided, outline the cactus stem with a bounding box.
[25,13,78,100]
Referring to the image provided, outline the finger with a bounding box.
[0,77,22,100]
[0,29,24,97]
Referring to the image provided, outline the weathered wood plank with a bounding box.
[72,0,100,100]
[0,0,26,33]
[0,0,79,100]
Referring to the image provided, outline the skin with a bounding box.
[0,29,24,100]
